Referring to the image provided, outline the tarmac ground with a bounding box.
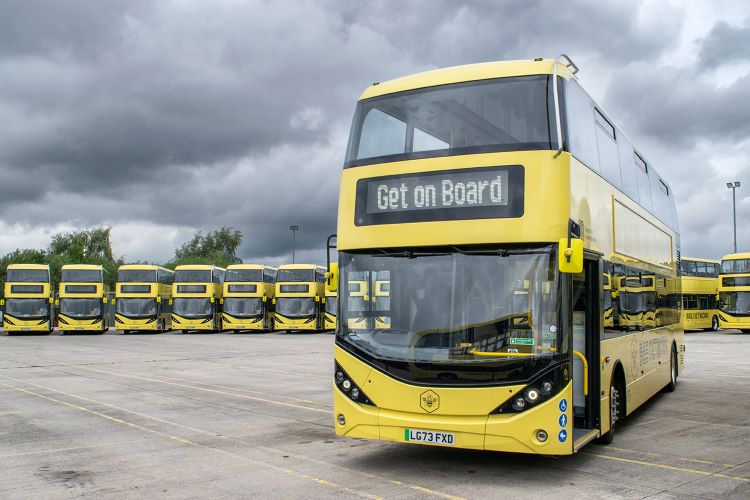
[0,328,748,499]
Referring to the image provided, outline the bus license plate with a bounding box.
[75,327,84,331]
[22,327,31,331]
[404,429,455,446]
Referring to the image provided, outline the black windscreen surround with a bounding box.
[120,285,152,294]
[10,284,44,294]
[65,285,97,294]
[355,165,524,226]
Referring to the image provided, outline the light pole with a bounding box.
[289,225,299,263]
[727,181,741,254]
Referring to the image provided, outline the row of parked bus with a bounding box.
[0,263,347,334]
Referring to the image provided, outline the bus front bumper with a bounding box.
[58,315,104,332]
[274,314,317,331]
[222,314,266,331]
[3,316,51,332]
[718,313,750,330]
[334,383,575,456]
[115,314,161,332]
[171,315,215,331]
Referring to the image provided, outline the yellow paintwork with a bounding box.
[2,264,53,333]
[335,346,574,454]
[171,265,224,332]
[222,264,276,332]
[334,60,684,455]
[58,264,108,333]
[718,253,750,330]
[359,59,575,101]
[274,264,325,332]
[680,258,719,330]
[114,264,173,333]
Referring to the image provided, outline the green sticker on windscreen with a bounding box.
[509,338,535,345]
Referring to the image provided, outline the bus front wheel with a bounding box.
[709,316,719,331]
[664,345,678,392]
[742,329,750,334]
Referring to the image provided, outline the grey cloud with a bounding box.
[698,19,750,67]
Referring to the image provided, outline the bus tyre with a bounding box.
[598,381,621,445]
[711,316,719,331]
[742,329,750,334]
[665,345,678,392]
[181,329,189,334]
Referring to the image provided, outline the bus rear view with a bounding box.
[2,264,53,335]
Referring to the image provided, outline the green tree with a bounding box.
[168,227,243,269]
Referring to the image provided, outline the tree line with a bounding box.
[0,226,243,290]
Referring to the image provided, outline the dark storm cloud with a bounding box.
[698,19,750,67]
[0,0,747,262]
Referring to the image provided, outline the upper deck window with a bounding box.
[594,108,615,140]
[61,269,102,283]
[721,259,750,274]
[345,75,556,167]
[6,269,49,283]
[175,270,211,283]
[118,269,157,282]
[277,269,314,282]
[225,269,262,282]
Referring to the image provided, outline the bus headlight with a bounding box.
[334,363,375,406]
[491,363,570,414]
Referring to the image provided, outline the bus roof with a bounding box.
[359,58,575,101]
[226,264,277,271]
[682,257,720,264]
[174,264,226,271]
[6,263,49,270]
[721,253,750,261]
[119,264,173,272]
[278,264,324,270]
[61,264,103,270]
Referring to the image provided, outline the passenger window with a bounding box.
[413,127,448,152]
[357,109,407,160]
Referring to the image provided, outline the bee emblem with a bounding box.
[420,390,440,413]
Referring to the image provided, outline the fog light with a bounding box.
[539,381,553,395]
[351,388,360,400]
[511,396,526,411]
[342,379,351,391]
[536,430,548,442]
[336,371,344,383]
[525,388,540,403]
[337,414,346,425]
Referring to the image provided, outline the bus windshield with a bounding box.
[719,291,750,316]
[116,298,157,318]
[4,298,49,318]
[175,270,211,283]
[325,297,338,315]
[118,269,157,282]
[60,298,102,318]
[223,297,263,317]
[225,269,263,282]
[336,247,565,386]
[173,297,212,317]
[345,75,556,166]
[721,259,750,274]
[61,269,102,283]
[276,297,316,317]
[277,270,314,282]
[6,269,49,283]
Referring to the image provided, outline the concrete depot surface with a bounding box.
[0,329,748,500]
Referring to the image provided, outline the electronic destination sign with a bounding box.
[354,165,524,226]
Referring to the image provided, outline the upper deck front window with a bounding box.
[345,75,557,167]
[61,269,102,283]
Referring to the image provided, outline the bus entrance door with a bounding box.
[571,257,602,450]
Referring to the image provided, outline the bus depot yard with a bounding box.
[0,329,747,499]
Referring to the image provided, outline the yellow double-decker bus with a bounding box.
[1,264,54,334]
[331,56,683,454]
[221,264,277,332]
[171,265,225,333]
[718,253,750,333]
[680,258,720,331]
[273,264,325,332]
[58,264,109,334]
[114,265,174,334]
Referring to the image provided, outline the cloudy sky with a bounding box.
[1,0,749,264]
